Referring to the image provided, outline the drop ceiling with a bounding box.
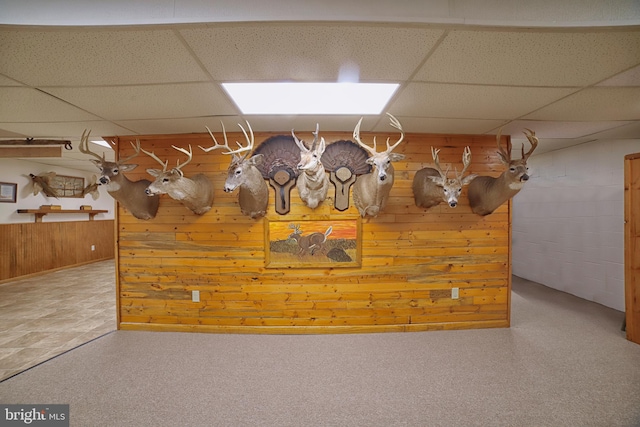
[1,1,639,172]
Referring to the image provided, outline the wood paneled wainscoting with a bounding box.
[0,220,115,282]
[112,130,511,334]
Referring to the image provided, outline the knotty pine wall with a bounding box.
[111,131,510,334]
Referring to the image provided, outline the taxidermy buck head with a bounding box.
[412,146,477,209]
[291,123,330,209]
[351,113,405,217]
[142,144,214,215]
[79,130,159,220]
[199,121,268,219]
[467,128,539,216]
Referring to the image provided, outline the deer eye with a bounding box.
[509,167,516,172]
[162,178,169,183]
[235,170,241,175]
[113,168,119,174]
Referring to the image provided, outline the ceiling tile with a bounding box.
[179,24,444,82]
[414,29,640,86]
[597,64,640,86]
[523,87,640,120]
[390,83,576,119]
[377,117,505,135]
[0,121,132,140]
[0,87,99,122]
[500,120,636,139]
[44,83,237,121]
[0,28,209,86]
[113,116,244,136]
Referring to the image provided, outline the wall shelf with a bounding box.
[17,209,108,222]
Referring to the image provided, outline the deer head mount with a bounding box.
[82,175,100,200]
[351,113,405,218]
[412,146,477,209]
[200,121,269,219]
[467,128,539,216]
[141,144,214,215]
[28,172,59,198]
[79,130,159,220]
[291,123,330,209]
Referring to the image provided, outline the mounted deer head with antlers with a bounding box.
[79,130,159,220]
[351,113,405,217]
[467,128,539,216]
[291,123,330,209]
[412,146,477,209]
[199,121,268,219]
[141,144,214,215]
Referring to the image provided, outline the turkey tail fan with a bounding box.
[321,140,371,175]
[252,135,301,180]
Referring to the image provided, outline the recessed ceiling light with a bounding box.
[222,82,399,115]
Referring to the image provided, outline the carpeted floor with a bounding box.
[1,276,639,427]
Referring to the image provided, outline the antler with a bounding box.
[353,113,404,156]
[352,117,378,156]
[431,147,450,180]
[119,140,142,164]
[200,121,255,158]
[384,113,404,154]
[521,128,539,161]
[78,130,105,161]
[495,127,512,165]
[171,144,193,171]
[140,146,169,172]
[291,123,320,153]
[456,146,472,180]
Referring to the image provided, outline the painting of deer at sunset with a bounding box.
[265,218,361,268]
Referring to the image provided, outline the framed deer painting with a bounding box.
[265,218,361,268]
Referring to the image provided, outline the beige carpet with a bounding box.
[1,276,639,427]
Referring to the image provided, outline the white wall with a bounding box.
[512,139,640,312]
[0,158,115,224]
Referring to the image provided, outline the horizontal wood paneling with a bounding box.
[112,132,511,333]
[0,220,114,281]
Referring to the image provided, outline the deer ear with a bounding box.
[90,159,102,166]
[146,169,162,177]
[427,175,444,186]
[250,154,264,166]
[389,153,405,162]
[461,174,478,185]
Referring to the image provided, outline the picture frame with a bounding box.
[0,182,17,203]
[265,218,361,268]
[49,175,85,198]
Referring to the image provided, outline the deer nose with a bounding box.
[449,201,457,208]
[380,175,387,182]
[99,177,109,184]
[521,174,529,181]
[224,186,232,193]
[145,188,152,195]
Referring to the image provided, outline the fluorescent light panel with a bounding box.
[222,82,399,115]
[91,140,113,149]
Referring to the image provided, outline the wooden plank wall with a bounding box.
[0,220,114,281]
[114,130,511,334]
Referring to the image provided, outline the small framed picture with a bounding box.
[0,182,17,203]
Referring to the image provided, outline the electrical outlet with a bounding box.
[451,287,459,299]
[192,290,200,302]
[90,245,95,251]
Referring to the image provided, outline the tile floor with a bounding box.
[0,259,116,381]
